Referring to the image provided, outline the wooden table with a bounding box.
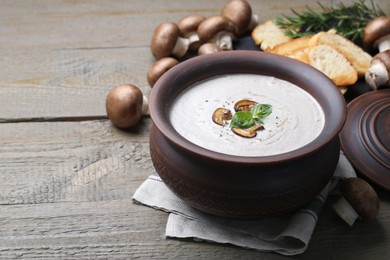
[1,0,389,258]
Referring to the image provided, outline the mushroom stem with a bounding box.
[248,14,259,31]
[365,59,389,90]
[214,32,234,50]
[142,95,149,116]
[333,177,380,226]
[333,196,360,226]
[172,36,190,57]
[186,32,200,47]
[377,35,390,52]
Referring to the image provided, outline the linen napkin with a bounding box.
[132,152,356,255]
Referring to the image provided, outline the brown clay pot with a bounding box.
[149,51,347,219]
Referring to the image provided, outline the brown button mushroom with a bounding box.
[150,22,190,59]
[363,16,390,52]
[234,99,258,112]
[198,43,223,55]
[221,0,259,36]
[147,57,179,87]
[105,84,147,128]
[177,15,206,51]
[232,124,264,138]
[333,177,380,226]
[365,50,390,90]
[212,107,232,126]
[197,15,237,50]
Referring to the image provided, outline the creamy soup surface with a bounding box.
[169,74,325,156]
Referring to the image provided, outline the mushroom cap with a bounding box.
[197,15,237,43]
[177,15,206,37]
[221,0,252,36]
[373,49,390,72]
[212,107,232,126]
[147,57,179,87]
[198,43,223,55]
[105,84,143,128]
[363,16,390,49]
[232,124,264,138]
[368,50,390,89]
[151,22,180,59]
[340,177,380,222]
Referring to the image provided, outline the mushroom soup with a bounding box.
[169,74,325,156]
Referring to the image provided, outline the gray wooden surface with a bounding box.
[1,0,389,259]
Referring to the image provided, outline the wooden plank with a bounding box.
[1,0,387,50]
[0,0,219,50]
[0,120,152,205]
[0,46,153,86]
[0,201,387,259]
[0,200,269,259]
[0,46,152,121]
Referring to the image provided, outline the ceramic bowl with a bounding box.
[149,51,346,219]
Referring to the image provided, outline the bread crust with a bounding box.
[251,20,292,51]
[309,45,358,86]
[309,32,372,77]
[267,36,313,64]
[252,23,372,87]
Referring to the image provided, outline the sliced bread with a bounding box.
[267,35,312,55]
[251,20,292,51]
[267,35,313,64]
[309,31,372,77]
[309,44,358,86]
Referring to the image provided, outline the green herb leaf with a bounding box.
[274,0,387,42]
[251,104,272,118]
[230,111,255,129]
[230,104,272,129]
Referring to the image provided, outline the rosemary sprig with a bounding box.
[275,0,387,42]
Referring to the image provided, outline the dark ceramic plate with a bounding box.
[340,89,390,191]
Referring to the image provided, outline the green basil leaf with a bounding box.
[230,111,255,129]
[251,104,272,119]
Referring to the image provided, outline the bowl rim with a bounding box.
[149,50,346,164]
